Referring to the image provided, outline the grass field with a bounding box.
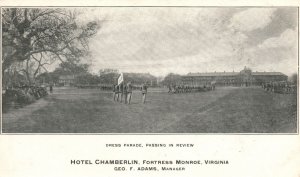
[2,87,297,133]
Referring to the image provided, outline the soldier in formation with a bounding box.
[126,82,133,104]
[167,84,215,94]
[49,83,53,93]
[112,81,136,104]
[123,83,128,104]
[115,84,120,101]
[112,84,117,101]
[119,83,124,103]
[141,83,148,104]
[112,81,151,104]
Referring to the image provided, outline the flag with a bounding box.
[118,73,124,85]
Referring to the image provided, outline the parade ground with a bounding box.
[2,87,297,133]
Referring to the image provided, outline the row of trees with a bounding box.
[2,8,100,87]
[35,65,119,86]
[161,73,182,86]
[36,67,160,86]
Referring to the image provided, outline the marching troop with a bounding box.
[262,81,296,94]
[167,84,216,94]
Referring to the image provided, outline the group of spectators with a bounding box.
[262,82,297,94]
[112,82,148,104]
[168,84,216,94]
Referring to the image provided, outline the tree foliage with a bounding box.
[36,62,90,84]
[75,73,100,85]
[99,72,119,84]
[55,62,90,75]
[2,8,100,84]
[123,73,157,86]
[290,73,297,84]
[162,73,182,85]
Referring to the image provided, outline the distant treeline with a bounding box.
[36,71,159,87]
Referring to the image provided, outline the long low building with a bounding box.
[181,67,288,86]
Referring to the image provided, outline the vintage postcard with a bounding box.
[1,6,298,134]
[0,0,299,177]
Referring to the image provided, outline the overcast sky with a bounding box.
[76,7,298,77]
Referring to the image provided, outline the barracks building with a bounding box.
[181,67,288,87]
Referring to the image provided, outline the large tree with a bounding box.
[290,73,297,84]
[162,73,182,86]
[2,8,100,84]
[98,68,119,84]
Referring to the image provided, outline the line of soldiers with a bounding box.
[262,82,297,94]
[168,84,216,94]
[112,82,148,104]
[76,84,144,91]
[76,84,113,90]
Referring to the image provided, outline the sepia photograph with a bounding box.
[1,7,298,133]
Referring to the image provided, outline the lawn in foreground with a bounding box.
[2,87,297,133]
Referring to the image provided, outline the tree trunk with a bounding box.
[25,59,32,85]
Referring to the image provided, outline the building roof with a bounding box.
[123,73,156,79]
[59,75,75,80]
[185,72,238,77]
[184,71,287,77]
[252,72,286,76]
